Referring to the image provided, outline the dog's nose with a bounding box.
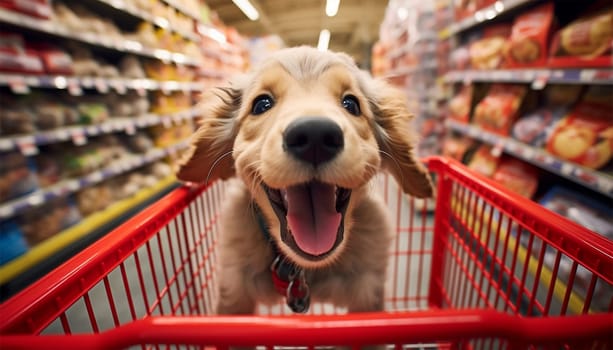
[283,117,344,166]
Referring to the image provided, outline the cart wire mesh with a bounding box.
[0,157,611,349]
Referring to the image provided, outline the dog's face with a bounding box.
[177,47,433,268]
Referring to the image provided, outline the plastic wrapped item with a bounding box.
[0,32,44,74]
[119,55,145,79]
[469,24,512,69]
[549,5,613,67]
[0,0,52,18]
[448,84,473,123]
[473,84,527,135]
[0,152,39,202]
[512,85,583,147]
[28,43,74,75]
[19,197,82,245]
[492,157,539,198]
[505,2,555,67]
[0,100,36,135]
[467,144,500,177]
[540,186,612,239]
[76,183,113,216]
[545,86,613,169]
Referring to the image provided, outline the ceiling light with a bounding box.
[318,29,330,51]
[326,0,340,17]
[232,0,259,21]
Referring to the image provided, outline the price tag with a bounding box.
[0,138,13,151]
[579,69,596,82]
[491,141,504,158]
[136,86,147,96]
[162,117,173,128]
[71,129,88,146]
[112,80,127,95]
[0,205,15,219]
[66,180,80,191]
[95,78,109,93]
[9,76,30,94]
[531,73,548,90]
[125,122,136,135]
[68,79,83,96]
[560,162,574,176]
[88,171,104,184]
[100,122,113,133]
[16,137,39,156]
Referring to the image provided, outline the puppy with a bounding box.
[176,46,433,316]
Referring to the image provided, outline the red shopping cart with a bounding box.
[0,157,611,349]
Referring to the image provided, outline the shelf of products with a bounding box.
[0,73,205,94]
[0,8,200,67]
[447,119,613,198]
[0,174,178,286]
[445,68,613,85]
[0,108,199,152]
[0,0,247,292]
[0,140,188,220]
[438,0,534,39]
[92,0,200,42]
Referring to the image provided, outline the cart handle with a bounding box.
[0,309,611,349]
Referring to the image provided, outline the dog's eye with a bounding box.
[342,95,361,116]
[251,94,274,115]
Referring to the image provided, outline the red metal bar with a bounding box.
[427,165,453,308]
[1,311,610,349]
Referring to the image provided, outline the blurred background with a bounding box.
[0,0,611,300]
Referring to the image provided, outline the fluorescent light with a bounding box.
[326,0,340,17]
[232,0,259,21]
[317,29,330,51]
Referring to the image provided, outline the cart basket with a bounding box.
[0,156,611,349]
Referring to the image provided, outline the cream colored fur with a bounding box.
[176,46,433,316]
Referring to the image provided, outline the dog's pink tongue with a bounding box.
[286,182,341,256]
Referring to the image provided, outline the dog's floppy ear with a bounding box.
[176,87,241,183]
[371,81,434,198]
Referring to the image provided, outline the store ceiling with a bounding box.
[205,0,388,66]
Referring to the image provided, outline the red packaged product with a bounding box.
[549,6,613,67]
[448,84,473,123]
[468,144,500,177]
[505,2,555,67]
[545,87,613,169]
[473,84,527,135]
[470,24,512,69]
[492,157,539,198]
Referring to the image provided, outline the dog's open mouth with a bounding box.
[264,181,351,261]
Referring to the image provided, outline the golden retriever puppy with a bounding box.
[176,46,433,316]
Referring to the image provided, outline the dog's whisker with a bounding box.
[379,149,405,187]
[206,150,234,184]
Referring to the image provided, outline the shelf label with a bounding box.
[125,123,136,135]
[0,205,15,219]
[16,137,38,156]
[95,78,109,93]
[162,117,173,128]
[112,80,127,95]
[0,138,13,151]
[579,69,596,82]
[9,77,30,94]
[68,79,83,96]
[531,73,548,90]
[71,129,88,146]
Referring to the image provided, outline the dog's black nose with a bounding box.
[283,117,344,166]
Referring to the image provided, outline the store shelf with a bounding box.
[0,108,199,152]
[0,8,200,66]
[447,119,613,198]
[0,175,178,285]
[0,141,189,220]
[0,73,205,95]
[91,0,200,42]
[444,69,613,85]
[438,0,534,39]
[162,0,201,22]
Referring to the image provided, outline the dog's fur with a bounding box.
[176,46,433,315]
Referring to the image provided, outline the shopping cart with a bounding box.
[0,157,611,349]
